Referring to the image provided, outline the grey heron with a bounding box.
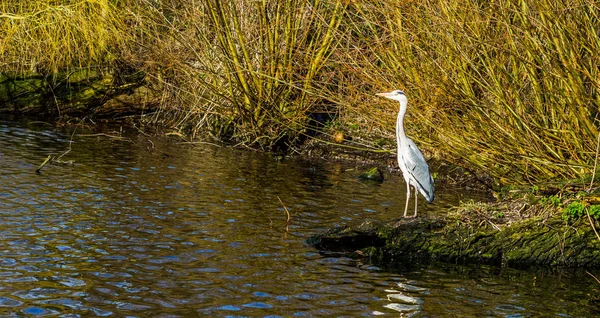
[376,90,434,218]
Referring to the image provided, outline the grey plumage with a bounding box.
[400,138,434,203]
[376,90,435,217]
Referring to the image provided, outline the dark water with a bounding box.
[0,118,599,317]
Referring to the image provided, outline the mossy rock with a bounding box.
[309,215,600,268]
[358,167,384,182]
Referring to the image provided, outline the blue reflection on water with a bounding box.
[0,119,596,317]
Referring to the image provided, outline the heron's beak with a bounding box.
[376,92,395,99]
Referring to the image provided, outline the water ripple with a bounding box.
[0,120,595,316]
[0,297,24,307]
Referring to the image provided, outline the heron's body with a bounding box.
[377,90,434,217]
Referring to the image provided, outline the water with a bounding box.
[0,118,599,317]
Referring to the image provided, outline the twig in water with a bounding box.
[54,123,78,165]
[77,133,130,141]
[165,131,188,142]
[147,139,155,151]
[35,155,54,174]
[36,123,79,173]
[185,141,222,148]
[277,196,291,224]
[589,132,600,192]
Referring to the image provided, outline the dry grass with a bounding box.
[2,0,600,187]
[0,0,124,74]
[449,196,557,229]
[338,0,600,186]
[128,0,347,149]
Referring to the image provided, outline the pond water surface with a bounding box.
[0,118,599,317]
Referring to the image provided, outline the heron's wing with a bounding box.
[402,138,435,202]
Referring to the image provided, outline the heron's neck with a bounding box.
[396,100,407,144]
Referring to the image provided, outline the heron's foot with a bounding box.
[405,214,417,219]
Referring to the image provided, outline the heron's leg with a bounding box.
[403,182,410,217]
[413,187,418,218]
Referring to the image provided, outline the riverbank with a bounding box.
[307,176,600,269]
[2,0,600,269]
[4,109,600,269]
[2,1,599,185]
[308,193,600,269]
[4,117,599,316]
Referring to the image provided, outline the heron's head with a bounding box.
[376,90,407,103]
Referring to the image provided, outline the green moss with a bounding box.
[562,201,592,221]
[347,123,359,130]
[539,195,562,207]
[359,167,384,182]
[589,205,600,219]
[375,226,394,241]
